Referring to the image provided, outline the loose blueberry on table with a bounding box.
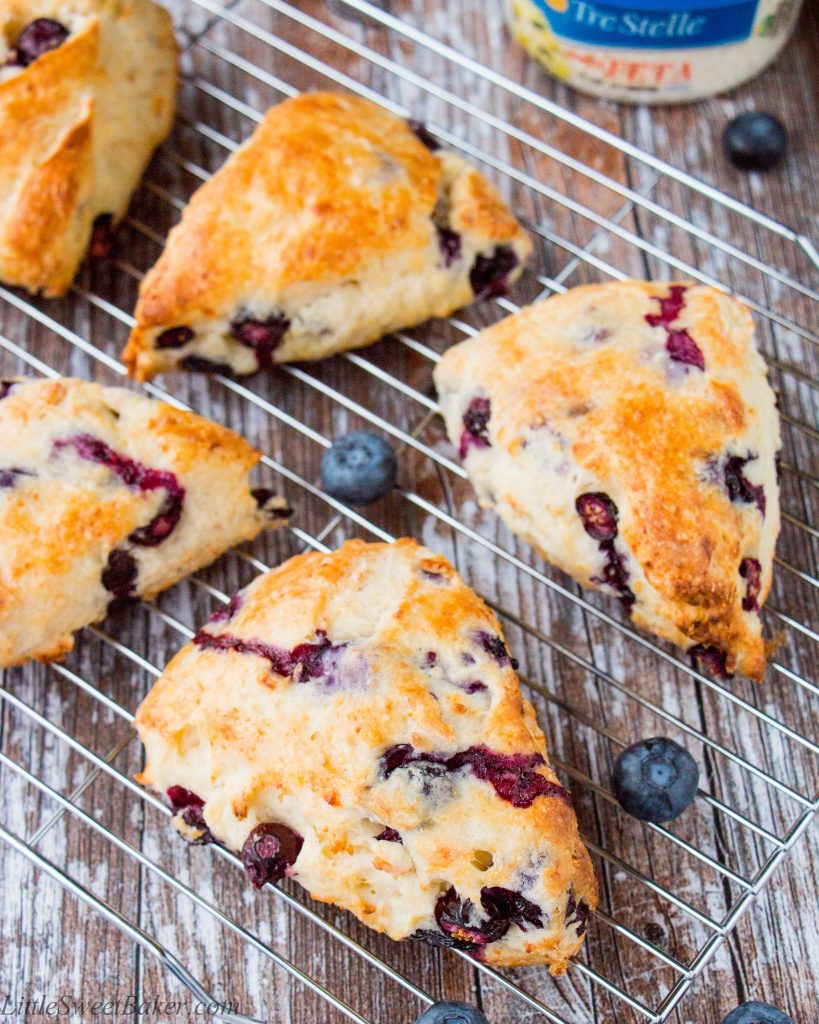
[611,737,699,823]
[321,431,397,505]
[719,1001,795,1024]
[723,113,788,172]
[414,1001,490,1024]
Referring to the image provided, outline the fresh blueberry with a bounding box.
[13,18,69,66]
[375,826,402,843]
[723,113,788,172]
[321,431,397,505]
[612,737,699,823]
[414,1001,489,1024]
[719,1002,794,1024]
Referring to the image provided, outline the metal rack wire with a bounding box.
[0,1,816,1022]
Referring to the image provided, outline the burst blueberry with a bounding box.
[156,325,194,350]
[612,737,699,823]
[13,18,69,66]
[460,398,491,458]
[470,246,519,300]
[740,557,762,612]
[166,785,212,844]
[87,213,115,260]
[321,431,397,505]
[0,467,32,488]
[240,822,304,888]
[407,119,441,151]
[690,643,732,680]
[436,225,462,267]
[720,1002,794,1024]
[230,312,290,370]
[576,492,618,542]
[180,354,233,374]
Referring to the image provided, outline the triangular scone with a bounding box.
[135,539,597,971]
[0,1,177,296]
[434,282,781,682]
[123,91,532,381]
[0,378,289,667]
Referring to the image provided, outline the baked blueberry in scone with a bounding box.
[434,281,781,682]
[0,378,289,667]
[123,91,532,381]
[135,539,597,971]
[0,0,177,296]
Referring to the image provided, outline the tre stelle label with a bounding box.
[530,0,760,48]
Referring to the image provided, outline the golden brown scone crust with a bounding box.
[0,377,288,667]
[0,0,178,296]
[434,282,781,682]
[135,539,597,971]
[124,91,532,380]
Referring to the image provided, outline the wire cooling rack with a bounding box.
[0,2,817,1022]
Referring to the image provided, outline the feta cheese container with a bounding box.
[508,0,803,104]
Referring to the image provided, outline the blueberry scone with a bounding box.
[0,377,289,667]
[0,1,177,296]
[135,539,597,971]
[123,91,532,381]
[434,282,781,682]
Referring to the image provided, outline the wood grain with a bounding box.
[1,2,816,1023]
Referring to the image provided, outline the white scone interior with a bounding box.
[0,377,288,666]
[135,539,597,972]
[434,281,781,682]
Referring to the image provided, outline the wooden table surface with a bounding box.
[1,2,817,1023]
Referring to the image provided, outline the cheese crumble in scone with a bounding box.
[0,0,178,296]
[135,539,597,972]
[434,282,781,682]
[0,378,289,667]
[123,91,532,381]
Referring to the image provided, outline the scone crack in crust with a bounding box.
[0,0,178,296]
[123,91,532,381]
[135,539,597,971]
[0,377,289,667]
[434,281,781,682]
